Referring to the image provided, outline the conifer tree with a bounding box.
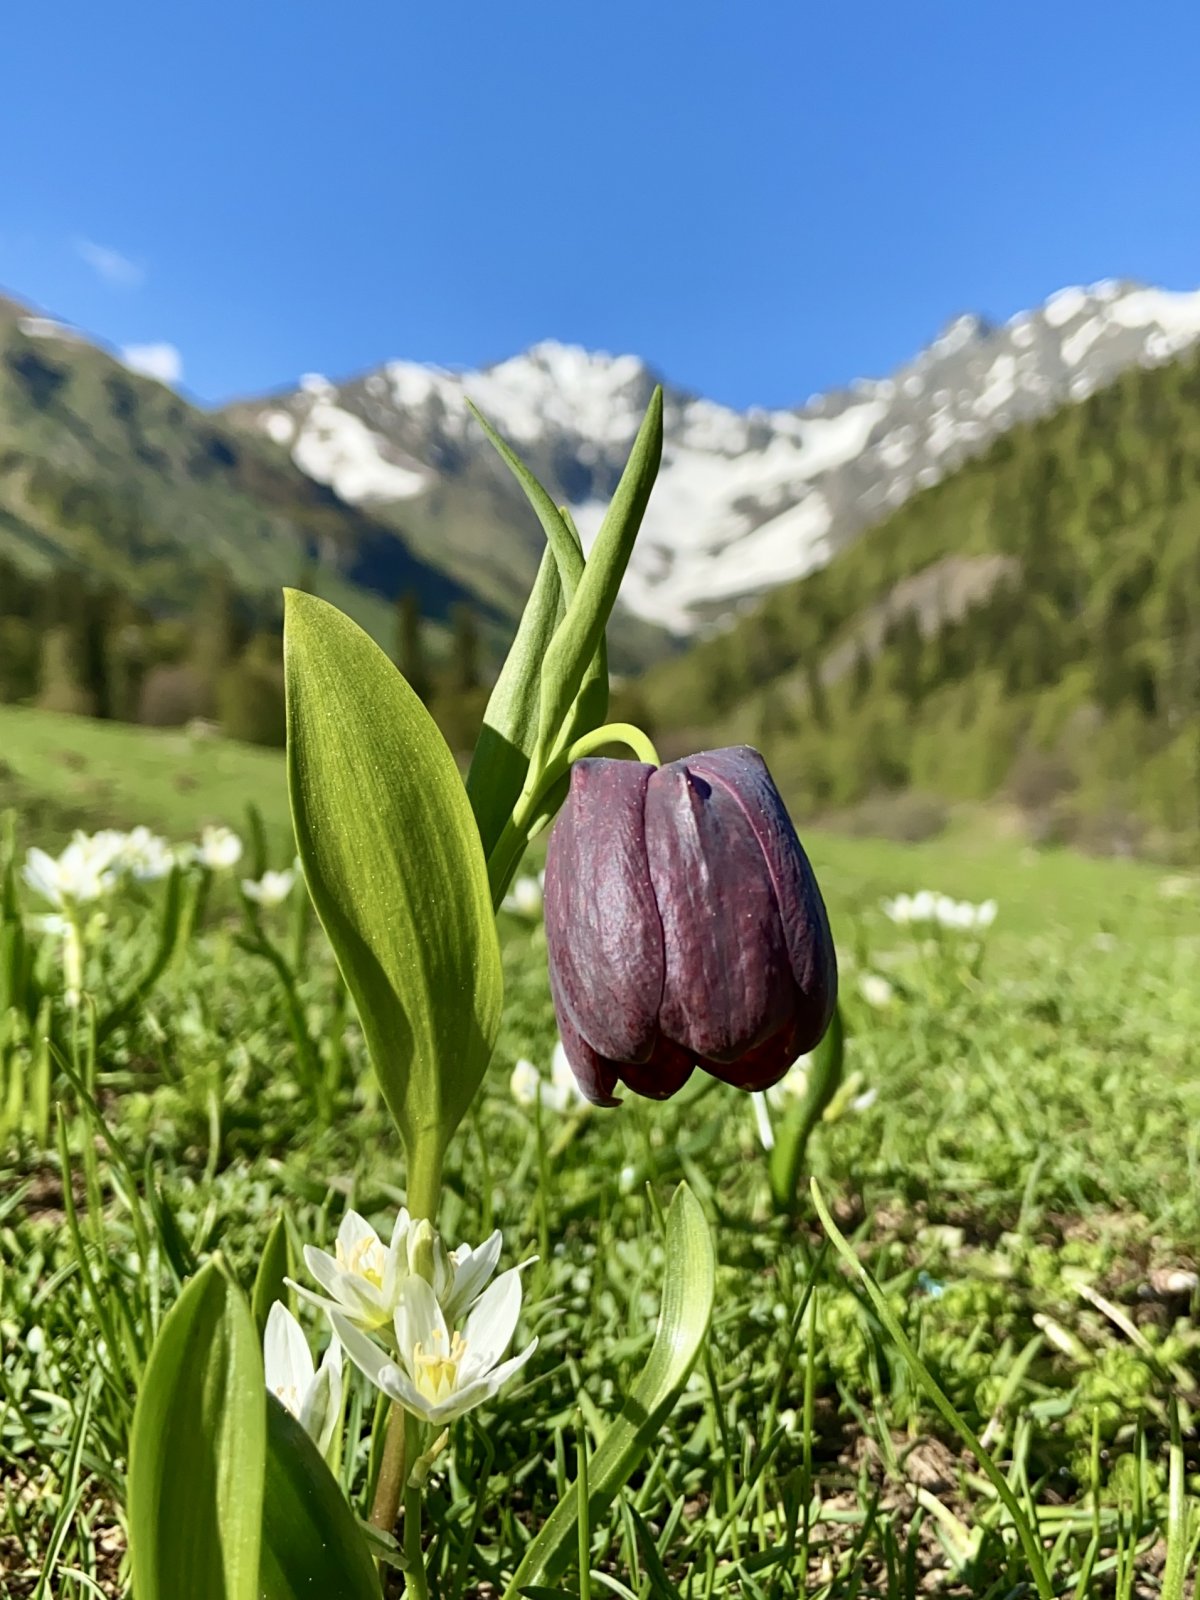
[395,590,432,702]
[190,565,240,715]
[449,602,481,694]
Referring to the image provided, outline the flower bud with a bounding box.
[544,746,836,1103]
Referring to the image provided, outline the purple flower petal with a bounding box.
[687,746,836,1045]
[644,757,793,1063]
[544,759,663,1064]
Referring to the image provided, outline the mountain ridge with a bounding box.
[227,279,1200,636]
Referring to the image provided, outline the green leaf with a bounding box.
[252,1214,290,1339]
[466,403,585,599]
[532,388,662,774]
[467,541,564,859]
[128,1258,266,1600]
[768,1003,844,1211]
[259,1394,382,1600]
[503,1182,715,1596]
[557,505,609,750]
[284,592,504,1161]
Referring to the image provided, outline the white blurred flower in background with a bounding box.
[193,826,243,870]
[501,872,544,919]
[243,868,297,907]
[510,1040,587,1113]
[23,832,124,909]
[857,972,894,1008]
[120,826,175,882]
[883,890,997,932]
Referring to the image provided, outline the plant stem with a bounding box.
[369,1402,408,1532]
[368,1136,444,1536]
[404,1412,430,1600]
[406,1138,444,1223]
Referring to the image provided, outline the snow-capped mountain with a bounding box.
[231,281,1200,637]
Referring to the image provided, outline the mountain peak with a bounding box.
[230,278,1200,636]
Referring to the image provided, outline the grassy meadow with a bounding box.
[2,706,1200,1596]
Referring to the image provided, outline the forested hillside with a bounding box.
[642,349,1200,852]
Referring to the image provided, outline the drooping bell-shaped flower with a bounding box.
[544,745,836,1104]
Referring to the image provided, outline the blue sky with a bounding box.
[3,0,1198,410]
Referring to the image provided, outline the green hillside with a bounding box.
[643,348,1200,853]
[0,294,476,644]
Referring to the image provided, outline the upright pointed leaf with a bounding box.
[128,1259,266,1600]
[252,1213,291,1339]
[768,1003,844,1211]
[260,1395,382,1600]
[558,505,609,746]
[468,542,564,858]
[533,388,662,771]
[504,1181,715,1594]
[467,403,585,599]
[284,592,503,1151]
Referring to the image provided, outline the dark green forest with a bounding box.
[0,556,490,752]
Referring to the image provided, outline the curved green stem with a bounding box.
[563,721,661,767]
[485,721,661,907]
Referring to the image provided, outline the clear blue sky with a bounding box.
[3,0,1198,410]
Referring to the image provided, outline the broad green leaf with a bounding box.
[252,1213,290,1338]
[468,542,564,860]
[128,1258,266,1600]
[259,1394,382,1600]
[532,388,662,774]
[284,592,503,1156]
[768,1003,844,1211]
[503,1181,715,1595]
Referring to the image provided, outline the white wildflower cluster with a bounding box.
[19,824,307,918]
[23,826,178,910]
[270,1208,536,1439]
[881,890,998,932]
[510,1040,587,1114]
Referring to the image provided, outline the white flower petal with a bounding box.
[447,1231,502,1317]
[461,1268,522,1376]
[302,1336,344,1456]
[395,1276,448,1376]
[329,1312,397,1392]
[264,1303,315,1414]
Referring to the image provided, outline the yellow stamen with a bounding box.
[336,1235,385,1289]
[412,1329,468,1400]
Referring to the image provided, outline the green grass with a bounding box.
[0,703,292,847]
[2,750,1199,1597]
